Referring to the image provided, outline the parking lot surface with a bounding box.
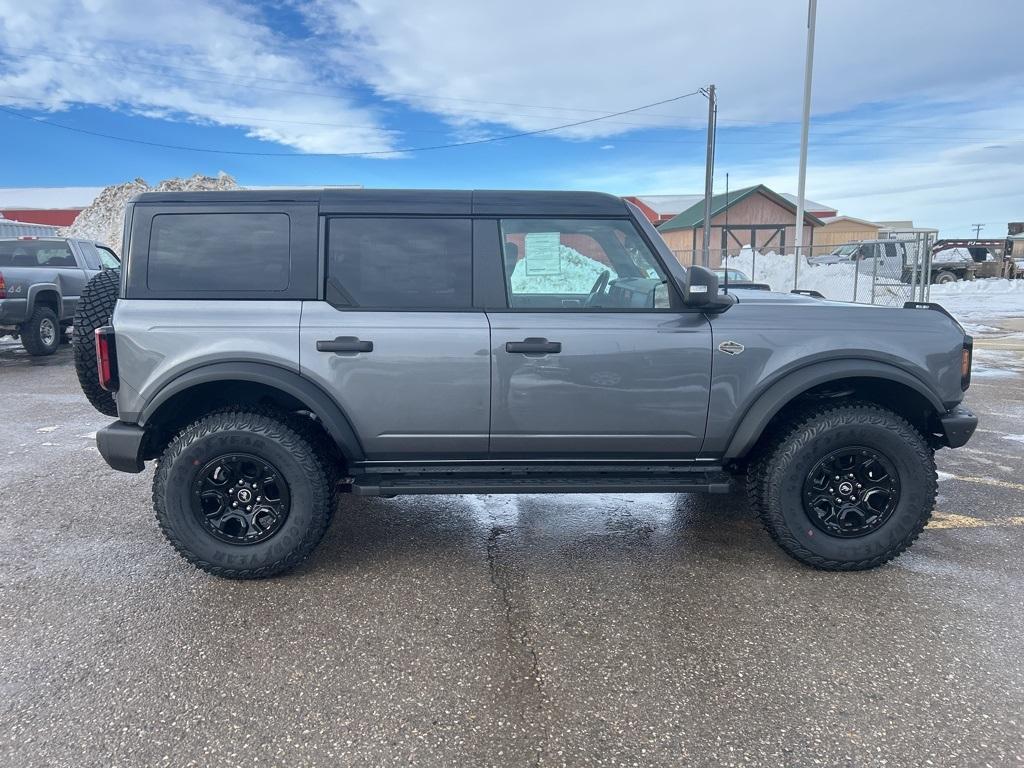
[1,331,1022,767]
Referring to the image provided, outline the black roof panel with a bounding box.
[132,189,322,204]
[131,188,627,216]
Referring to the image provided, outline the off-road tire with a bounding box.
[748,403,936,571]
[933,270,957,285]
[20,306,60,356]
[153,409,332,579]
[73,269,120,416]
[207,404,345,512]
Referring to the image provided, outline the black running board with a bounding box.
[349,464,732,497]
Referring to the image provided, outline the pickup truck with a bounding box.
[928,240,1019,283]
[0,236,119,355]
[809,239,1019,285]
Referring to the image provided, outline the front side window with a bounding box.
[326,218,472,309]
[147,213,290,292]
[499,218,670,310]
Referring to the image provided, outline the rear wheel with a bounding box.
[933,270,957,284]
[748,403,936,570]
[73,269,120,416]
[153,409,332,579]
[20,306,60,356]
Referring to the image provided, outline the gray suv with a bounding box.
[76,189,977,578]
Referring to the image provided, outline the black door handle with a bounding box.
[506,337,561,355]
[317,336,373,353]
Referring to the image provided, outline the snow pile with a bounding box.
[509,246,615,294]
[933,247,972,263]
[930,278,1024,332]
[724,247,894,303]
[62,172,239,249]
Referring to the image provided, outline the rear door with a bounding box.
[483,217,712,457]
[299,216,490,459]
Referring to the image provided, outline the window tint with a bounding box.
[76,242,102,270]
[327,218,472,309]
[0,240,76,268]
[499,219,670,310]
[147,213,290,292]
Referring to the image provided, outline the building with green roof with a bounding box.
[656,184,824,266]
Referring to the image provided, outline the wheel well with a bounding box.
[747,376,942,460]
[32,290,60,316]
[140,379,343,467]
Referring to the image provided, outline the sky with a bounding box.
[0,0,1021,237]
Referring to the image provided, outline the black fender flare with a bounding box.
[722,359,945,459]
[139,361,365,461]
[25,283,62,318]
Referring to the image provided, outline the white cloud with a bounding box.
[308,0,1023,137]
[0,0,397,154]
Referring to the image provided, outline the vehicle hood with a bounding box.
[728,290,841,307]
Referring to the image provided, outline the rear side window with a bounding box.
[326,218,472,309]
[0,241,76,268]
[147,213,290,292]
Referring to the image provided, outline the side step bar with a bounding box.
[349,464,733,497]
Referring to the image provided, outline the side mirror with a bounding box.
[683,265,719,306]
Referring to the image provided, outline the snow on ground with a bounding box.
[929,278,1024,322]
[928,279,1024,379]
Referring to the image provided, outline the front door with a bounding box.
[300,217,490,459]
[486,217,712,457]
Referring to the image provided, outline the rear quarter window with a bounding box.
[0,241,76,268]
[147,213,290,292]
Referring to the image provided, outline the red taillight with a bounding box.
[961,337,973,391]
[95,326,119,392]
[0,272,6,299]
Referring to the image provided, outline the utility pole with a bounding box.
[971,223,984,239]
[794,0,817,258]
[701,84,716,267]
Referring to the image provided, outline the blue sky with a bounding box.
[1,0,1022,237]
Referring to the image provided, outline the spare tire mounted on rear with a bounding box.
[73,268,121,417]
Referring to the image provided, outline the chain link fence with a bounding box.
[672,231,936,306]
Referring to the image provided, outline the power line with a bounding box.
[0,93,1016,149]
[0,92,1015,151]
[0,90,704,157]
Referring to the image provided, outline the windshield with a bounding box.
[832,244,860,256]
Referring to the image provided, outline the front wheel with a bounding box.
[748,403,936,570]
[153,409,332,579]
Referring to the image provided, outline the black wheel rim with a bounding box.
[192,453,290,545]
[802,446,901,538]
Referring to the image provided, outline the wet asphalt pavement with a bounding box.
[1,333,1022,767]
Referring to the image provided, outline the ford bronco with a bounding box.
[74,189,977,578]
